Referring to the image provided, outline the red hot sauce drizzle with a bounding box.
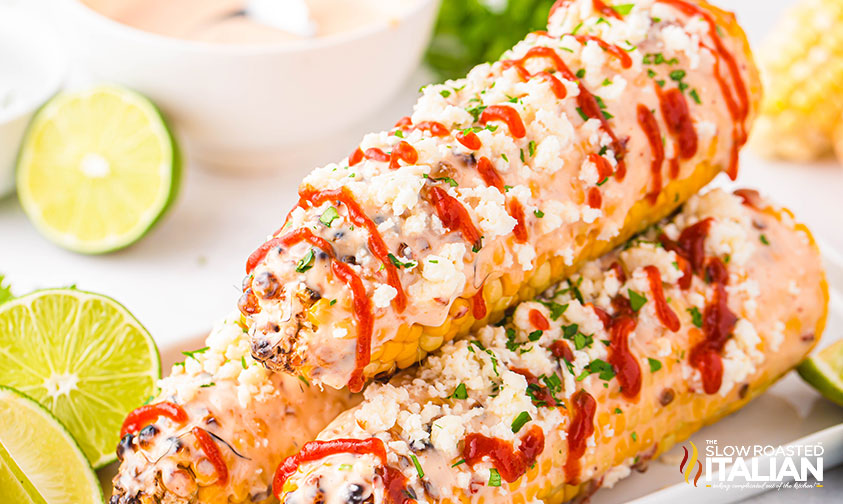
[657,0,749,180]
[191,427,229,484]
[659,217,712,289]
[462,425,546,483]
[332,260,374,393]
[121,402,188,437]
[573,35,633,68]
[428,186,482,250]
[479,105,526,138]
[644,265,681,332]
[471,287,487,320]
[274,438,413,502]
[550,0,624,20]
[690,257,737,394]
[477,156,505,192]
[509,198,529,243]
[608,315,642,399]
[636,104,665,204]
[529,308,551,330]
[500,46,627,178]
[657,86,698,163]
[456,130,482,150]
[565,390,596,483]
[299,186,407,312]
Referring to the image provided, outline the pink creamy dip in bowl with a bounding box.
[58,0,439,173]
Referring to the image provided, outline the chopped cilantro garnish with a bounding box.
[182,347,209,359]
[329,299,337,306]
[410,454,425,478]
[440,89,451,98]
[298,376,310,387]
[575,107,589,121]
[422,173,459,187]
[519,149,525,163]
[528,330,543,342]
[760,234,770,245]
[339,463,353,471]
[467,105,487,122]
[669,69,686,82]
[319,206,339,227]
[388,253,417,269]
[628,289,647,311]
[489,468,502,487]
[539,301,568,320]
[572,22,583,35]
[687,307,703,328]
[690,88,702,104]
[511,411,532,433]
[573,332,593,351]
[602,78,612,86]
[615,407,623,414]
[656,79,665,87]
[611,3,635,15]
[241,356,248,369]
[295,249,315,273]
[648,358,662,373]
[528,140,536,157]
[647,69,657,78]
[576,68,586,78]
[578,358,615,381]
[394,129,404,138]
[631,431,638,442]
[200,382,215,388]
[501,153,509,162]
[452,383,468,400]
[451,459,466,468]
[534,209,545,218]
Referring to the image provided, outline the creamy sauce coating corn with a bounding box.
[242,0,759,390]
[275,189,827,504]
[111,313,359,504]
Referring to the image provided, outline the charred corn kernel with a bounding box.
[245,0,762,391]
[752,0,843,161]
[111,314,359,504]
[275,189,827,504]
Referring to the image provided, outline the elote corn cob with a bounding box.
[110,313,359,504]
[751,0,843,161]
[242,0,761,391]
[273,188,828,504]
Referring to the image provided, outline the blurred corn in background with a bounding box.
[752,0,843,163]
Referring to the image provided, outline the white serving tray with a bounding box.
[99,245,843,501]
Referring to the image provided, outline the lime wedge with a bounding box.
[16,85,180,254]
[0,385,102,503]
[798,339,843,406]
[0,289,161,468]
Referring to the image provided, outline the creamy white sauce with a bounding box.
[80,0,421,44]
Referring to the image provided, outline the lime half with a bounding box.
[16,85,180,254]
[798,339,843,406]
[0,289,161,468]
[0,385,102,503]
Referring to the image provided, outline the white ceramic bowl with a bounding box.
[57,0,439,173]
[0,5,66,197]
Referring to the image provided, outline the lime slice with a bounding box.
[0,385,102,503]
[797,339,843,406]
[0,289,161,468]
[16,85,180,254]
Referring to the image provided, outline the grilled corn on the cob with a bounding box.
[274,188,828,504]
[110,313,359,504]
[243,0,761,391]
[751,0,843,161]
